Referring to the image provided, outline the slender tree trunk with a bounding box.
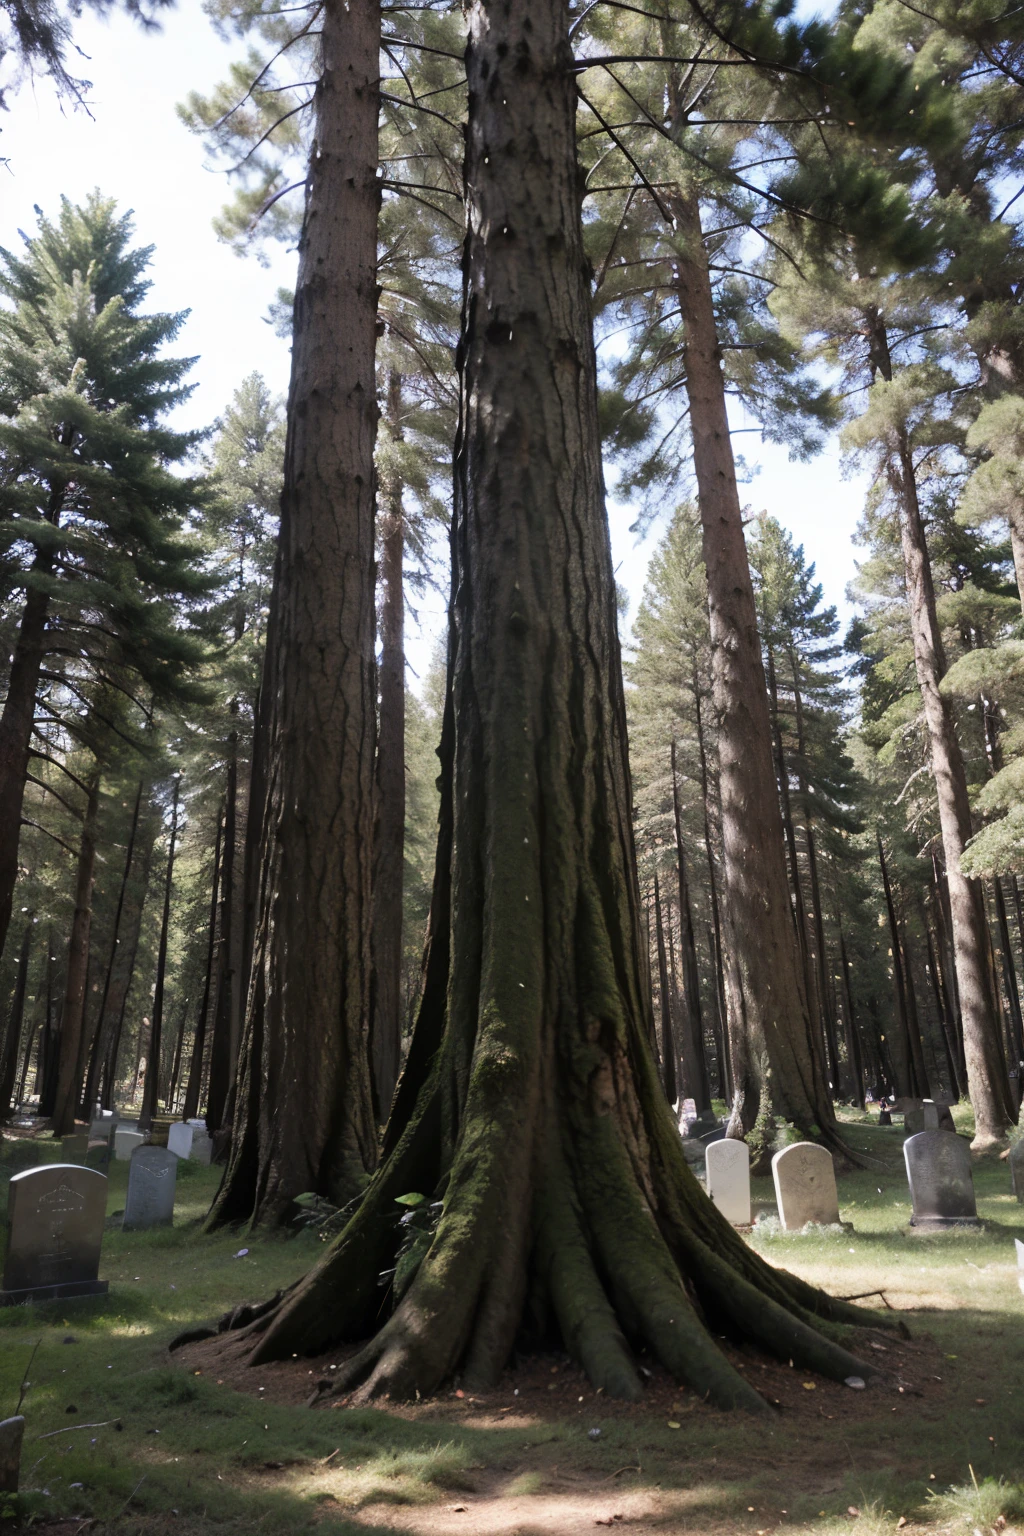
[925,920,962,1100]
[993,878,1024,1103]
[0,547,56,965]
[183,812,223,1123]
[102,818,156,1108]
[671,182,833,1142]
[36,927,57,1114]
[207,0,884,1404]
[82,781,144,1115]
[867,311,1013,1145]
[932,852,966,1084]
[51,774,100,1136]
[791,664,841,1093]
[209,0,380,1225]
[0,920,33,1120]
[670,740,710,1114]
[653,875,677,1105]
[837,927,865,1110]
[140,776,181,1130]
[371,368,407,1121]
[692,677,729,1097]
[205,753,237,1131]
[877,835,927,1099]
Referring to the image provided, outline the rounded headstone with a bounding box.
[705,1137,751,1226]
[771,1142,840,1230]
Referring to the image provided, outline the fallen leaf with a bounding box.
[667,1421,681,1430]
[849,1507,861,1517]
[802,1382,816,1391]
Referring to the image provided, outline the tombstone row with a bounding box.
[698,1125,983,1232]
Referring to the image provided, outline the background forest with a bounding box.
[1,0,1024,1171]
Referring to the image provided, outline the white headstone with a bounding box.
[705,1137,751,1226]
[167,1123,193,1159]
[772,1142,841,1230]
[123,1146,177,1230]
[1009,1139,1024,1202]
[114,1128,145,1162]
[189,1129,213,1166]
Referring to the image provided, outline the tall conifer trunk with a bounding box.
[371,367,407,1118]
[208,0,379,1224]
[670,184,833,1141]
[865,312,1014,1145]
[0,920,33,1120]
[51,773,100,1136]
[0,575,52,965]
[189,0,886,1405]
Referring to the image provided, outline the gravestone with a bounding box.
[1009,1139,1024,1202]
[60,1134,88,1163]
[189,1129,213,1166]
[772,1142,841,1230]
[114,1128,145,1162]
[678,1098,698,1135]
[85,1138,111,1175]
[123,1145,177,1230]
[904,1130,980,1230]
[148,1115,173,1148]
[89,1117,116,1144]
[1,1165,108,1303]
[167,1122,193,1160]
[901,1098,955,1135]
[705,1137,751,1226]
[0,1415,24,1493]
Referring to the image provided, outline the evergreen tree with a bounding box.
[0,193,211,975]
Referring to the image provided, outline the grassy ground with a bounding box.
[0,1107,1022,1536]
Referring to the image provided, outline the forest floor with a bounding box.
[1,1106,1022,1536]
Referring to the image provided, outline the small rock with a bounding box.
[588,1427,602,1440]
[65,1405,77,1414]
[62,1335,77,1345]
[845,1377,865,1390]
[234,1248,249,1259]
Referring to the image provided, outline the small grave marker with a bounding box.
[114,1128,145,1162]
[60,1134,88,1163]
[904,1130,980,1230]
[771,1143,841,1230]
[123,1146,177,1230]
[167,1123,193,1159]
[1,1165,108,1304]
[189,1129,213,1165]
[705,1137,751,1226]
[1009,1140,1024,1203]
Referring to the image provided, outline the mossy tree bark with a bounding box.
[199,0,886,1408]
[207,0,379,1225]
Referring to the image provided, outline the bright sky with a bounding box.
[0,0,868,682]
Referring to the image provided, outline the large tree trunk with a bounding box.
[191,0,886,1406]
[140,776,181,1129]
[101,816,156,1107]
[370,368,407,1120]
[51,773,100,1136]
[670,184,834,1142]
[653,874,677,1105]
[208,0,379,1225]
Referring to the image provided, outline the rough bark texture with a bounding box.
[51,774,99,1136]
[670,740,710,1114]
[370,369,406,1119]
[205,752,236,1131]
[670,185,833,1143]
[207,0,379,1226]
[190,0,888,1410]
[82,782,143,1115]
[183,812,222,1123]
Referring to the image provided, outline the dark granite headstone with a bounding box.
[1010,1139,1024,1202]
[904,1130,980,1229]
[0,1416,24,1492]
[1,1165,108,1304]
[900,1098,955,1135]
[123,1145,177,1230]
[60,1134,88,1163]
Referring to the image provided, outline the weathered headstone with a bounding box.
[1009,1139,1024,1202]
[89,1117,116,1143]
[148,1115,174,1148]
[904,1130,980,1230]
[772,1142,841,1230]
[123,1146,177,1230]
[1,1165,108,1303]
[706,1137,751,1226]
[1016,1238,1024,1295]
[60,1134,88,1163]
[900,1098,955,1135]
[0,1416,24,1493]
[189,1129,213,1166]
[86,1138,111,1175]
[114,1128,145,1162]
[167,1122,193,1160]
